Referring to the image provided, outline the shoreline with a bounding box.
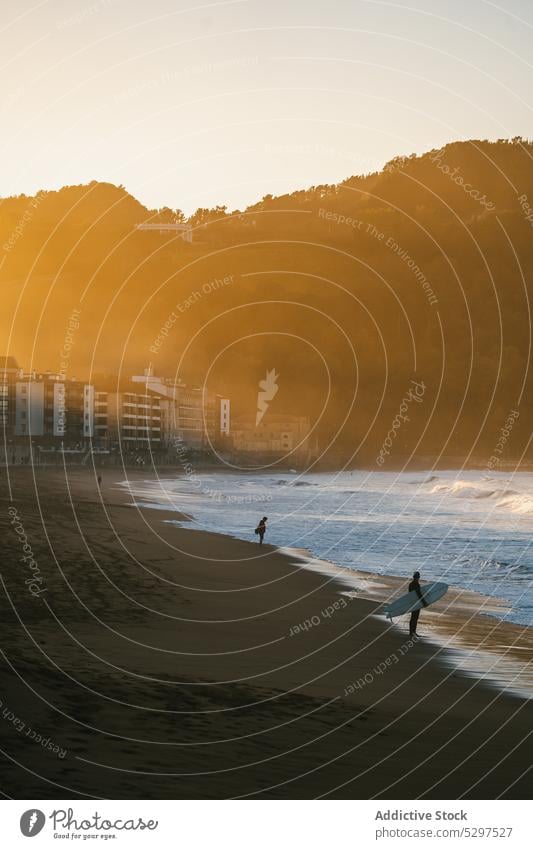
[128,475,533,701]
[5,457,533,471]
[112,469,533,705]
[276,551,533,701]
[1,465,532,799]
[123,465,533,629]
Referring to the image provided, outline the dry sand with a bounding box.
[1,465,531,799]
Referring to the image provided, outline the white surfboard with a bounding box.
[384,581,448,620]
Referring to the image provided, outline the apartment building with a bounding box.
[232,414,312,459]
[2,357,230,458]
[11,371,94,443]
[131,369,230,449]
[220,398,230,436]
[0,356,22,435]
[94,383,161,450]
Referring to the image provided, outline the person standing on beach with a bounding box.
[255,517,268,545]
[408,570,428,637]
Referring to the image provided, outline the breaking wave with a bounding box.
[497,493,533,515]
[430,480,533,514]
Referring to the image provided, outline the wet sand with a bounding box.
[1,465,531,799]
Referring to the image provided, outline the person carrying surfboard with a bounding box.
[408,571,428,637]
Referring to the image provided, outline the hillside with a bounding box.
[1,138,532,464]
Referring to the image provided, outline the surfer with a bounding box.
[408,570,428,637]
[255,517,268,545]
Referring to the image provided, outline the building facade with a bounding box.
[0,357,22,433]
[1,358,231,461]
[131,370,231,450]
[94,384,161,451]
[11,373,94,444]
[231,414,312,461]
[220,398,230,436]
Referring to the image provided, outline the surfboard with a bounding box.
[383,581,448,620]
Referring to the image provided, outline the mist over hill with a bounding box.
[1,138,532,466]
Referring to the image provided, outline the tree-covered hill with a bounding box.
[1,139,532,465]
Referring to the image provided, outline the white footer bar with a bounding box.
[2,799,528,847]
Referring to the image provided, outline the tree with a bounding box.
[154,206,186,223]
[187,206,227,227]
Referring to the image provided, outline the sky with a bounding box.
[2,0,533,214]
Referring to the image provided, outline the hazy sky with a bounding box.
[2,0,533,213]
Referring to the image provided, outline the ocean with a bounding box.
[126,469,533,628]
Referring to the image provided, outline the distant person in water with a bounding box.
[255,517,268,545]
[408,570,428,637]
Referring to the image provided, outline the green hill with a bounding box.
[1,138,532,465]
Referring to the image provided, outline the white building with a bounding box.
[13,373,94,442]
[131,369,231,448]
[15,381,44,436]
[83,385,95,438]
[220,398,230,435]
[232,414,312,458]
[94,384,161,450]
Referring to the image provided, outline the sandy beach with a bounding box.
[1,465,531,799]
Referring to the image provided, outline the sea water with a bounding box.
[125,469,533,628]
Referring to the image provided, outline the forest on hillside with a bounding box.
[1,138,532,465]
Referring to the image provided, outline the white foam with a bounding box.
[430,479,533,513]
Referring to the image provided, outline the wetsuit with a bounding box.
[408,577,426,636]
[256,521,266,545]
